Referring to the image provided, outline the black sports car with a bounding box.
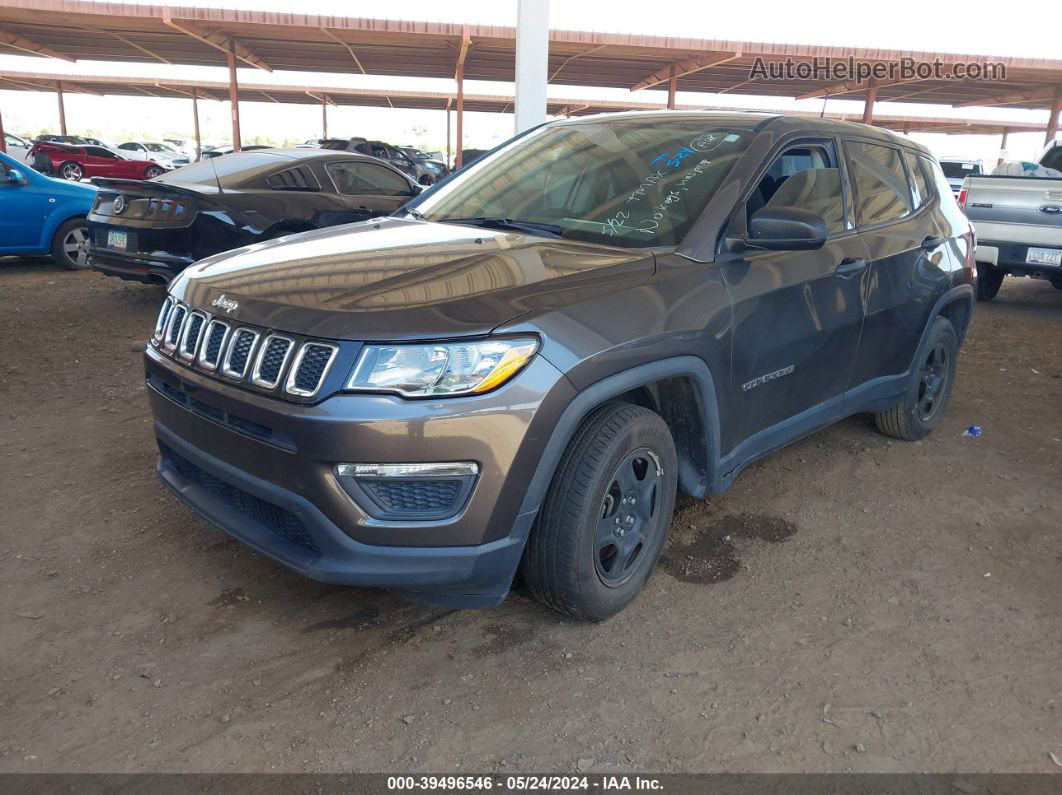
[87,148,420,284]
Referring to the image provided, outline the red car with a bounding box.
[29,142,166,182]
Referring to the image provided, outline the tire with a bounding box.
[1051,278,1062,291]
[144,166,164,179]
[522,402,678,621]
[418,174,434,186]
[59,161,83,181]
[51,217,90,270]
[976,264,1004,301]
[874,317,958,441]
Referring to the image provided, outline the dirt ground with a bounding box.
[1,258,1060,774]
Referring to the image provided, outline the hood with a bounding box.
[171,217,654,341]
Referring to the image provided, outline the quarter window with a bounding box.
[265,166,320,191]
[327,161,410,196]
[903,150,931,208]
[846,141,914,225]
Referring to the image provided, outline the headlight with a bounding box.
[347,337,538,397]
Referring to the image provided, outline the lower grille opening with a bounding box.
[161,443,319,556]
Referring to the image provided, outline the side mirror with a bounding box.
[746,206,828,250]
[5,168,28,186]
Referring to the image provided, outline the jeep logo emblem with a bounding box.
[112,195,126,214]
[211,294,239,314]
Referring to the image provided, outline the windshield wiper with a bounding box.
[437,216,564,238]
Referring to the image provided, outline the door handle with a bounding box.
[834,257,867,277]
[921,235,945,250]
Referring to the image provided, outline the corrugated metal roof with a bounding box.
[0,1,1059,110]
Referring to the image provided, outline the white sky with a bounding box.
[1,0,1057,162]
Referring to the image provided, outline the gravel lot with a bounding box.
[1,258,1060,773]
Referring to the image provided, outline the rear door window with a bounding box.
[845,141,914,226]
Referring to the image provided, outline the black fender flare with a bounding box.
[515,356,723,528]
[918,283,975,353]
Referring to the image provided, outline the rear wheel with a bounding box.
[522,402,678,621]
[874,317,958,441]
[51,217,90,270]
[976,263,1004,301]
[59,161,83,181]
[144,166,164,179]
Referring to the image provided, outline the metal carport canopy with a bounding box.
[0,68,1049,137]
[1,1,1061,111]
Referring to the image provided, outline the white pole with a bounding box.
[514,0,549,134]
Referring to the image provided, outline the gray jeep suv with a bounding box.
[145,112,975,620]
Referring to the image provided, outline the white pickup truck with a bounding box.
[961,141,1062,301]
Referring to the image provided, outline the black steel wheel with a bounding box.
[874,316,958,441]
[522,402,678,621]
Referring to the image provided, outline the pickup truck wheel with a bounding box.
[522,402,678,621]
[874,317,958,441]
[976,264,1004,301]
[51,218,90,270]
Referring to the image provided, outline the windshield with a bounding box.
[940,161,980,179]
[143,143,176,153]
[414,120,752,247]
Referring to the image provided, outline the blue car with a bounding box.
[0,150,96,269]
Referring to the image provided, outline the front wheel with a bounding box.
[144,166,164,179]
[51,217,90,270]
[874,317,958,441]
[522,402,678,621]
[59,161,83,181]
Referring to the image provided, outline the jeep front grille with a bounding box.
[149,300,341,400]
[164,304,187,351]
[286,343,338,397]
[178,312,206,361]
[198,320,229,371]
[251,335,294,389]
[222,329,258,379]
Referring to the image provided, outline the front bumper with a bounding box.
[145,346,574,605]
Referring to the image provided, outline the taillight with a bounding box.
[957,178,968,211]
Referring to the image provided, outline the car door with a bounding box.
[0,158,49,251]
[323,160,415,222]
[80,146,117,178]
[844,139,949,388]
[718,137,870,453]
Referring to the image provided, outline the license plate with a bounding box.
[1026,247,1061,266]
[107,229,128,251]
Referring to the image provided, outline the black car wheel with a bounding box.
[874,316,958,441]
[51,218,90,270]
[976,264,1004,301]
[522,402,678,621]
[59,161,83,181]
[144,166,164,179]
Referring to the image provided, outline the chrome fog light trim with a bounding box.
[335,462,480,478]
